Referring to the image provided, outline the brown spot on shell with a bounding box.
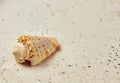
[52,42,56,48]
[42,44,45,47]
[38,46,41,48]
[17,35,29,45]
[50,49,52,52]
[36,49,38,52]
[40,51,42,56]
[29,50,34,55]
[29,55,34,58]
[38,38,41,40]
[37,54,39,57]
[27,43,30,49]
[46,51,49,57]
[33,42,35,44]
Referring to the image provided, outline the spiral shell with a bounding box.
[13,35,59,66]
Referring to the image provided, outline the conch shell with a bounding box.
[13,35,59,66]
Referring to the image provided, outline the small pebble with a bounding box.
[114,65,117,69]
[105,70,109,72]
[119,44,120,46]
[114,58,116,61]
[88,65,91,68]
[111,46,114,48]
[46,3,50,7]
[68,65,71,67]
[62,71,65,74]
[71,41,74,43]
[38,79,40,81]
[3,77,5,80]
[108,59,111,62]
[117,72,119,74]
[16,69,19,71]
[1,19,4,21]
[100,61,103,64]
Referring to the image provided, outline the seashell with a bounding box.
[13,35,59,66]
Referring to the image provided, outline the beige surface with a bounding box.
[0,0,120,83]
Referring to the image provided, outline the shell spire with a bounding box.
[13,35,59,66]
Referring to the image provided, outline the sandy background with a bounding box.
[0,0,120,83]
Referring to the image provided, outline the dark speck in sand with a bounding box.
[88,65,91,68]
